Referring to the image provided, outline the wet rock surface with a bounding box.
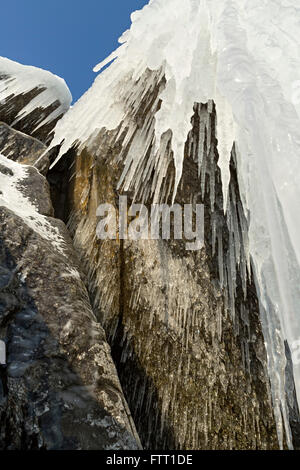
[0,158,140,450]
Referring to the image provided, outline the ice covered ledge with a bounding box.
[0,57,72,145]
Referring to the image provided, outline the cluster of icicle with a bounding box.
[47,0,300,449]
[0,56,72,132]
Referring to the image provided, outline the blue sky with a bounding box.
[0,0,148,102]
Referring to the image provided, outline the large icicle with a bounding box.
[47,0,300,447]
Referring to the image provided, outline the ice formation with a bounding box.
[47,0,300,448]
[0,56,72,132]
[0,154,65,253]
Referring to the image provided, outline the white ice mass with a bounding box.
[13,0,300,448]
[0,56,72,133]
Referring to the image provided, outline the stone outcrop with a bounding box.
[0,57,71,145]
[0,156,140,450]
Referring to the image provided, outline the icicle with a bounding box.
[217,228,224,289]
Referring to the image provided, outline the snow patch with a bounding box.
[0,154,65,253]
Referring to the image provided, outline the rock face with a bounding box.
[50,98,280,449]
[0,122,49,175]
[0,156,140,450]
[0,56,298,451]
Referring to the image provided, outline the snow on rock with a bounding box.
[0,56,72,143]
[0,153,65,253]
[48,0,300,448]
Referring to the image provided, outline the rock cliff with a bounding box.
[0,51,299,450]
